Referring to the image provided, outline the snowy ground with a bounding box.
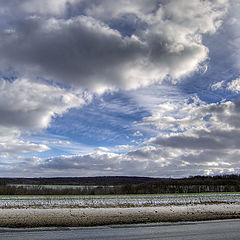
[0,193,240,227]
[0,193,240,209]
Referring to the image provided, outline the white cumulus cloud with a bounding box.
[227,77,240,93]
[0,78,87,157]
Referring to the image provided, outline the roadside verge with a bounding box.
[1,204,240,227]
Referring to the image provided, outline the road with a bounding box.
[0,219,240,240]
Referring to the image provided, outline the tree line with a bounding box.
[0,175,240,195]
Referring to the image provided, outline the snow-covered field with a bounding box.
[0,193,240,209]
[0,193,240,227]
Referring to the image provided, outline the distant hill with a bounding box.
[0,175,240,195]
[0,176,164,186]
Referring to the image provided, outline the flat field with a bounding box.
[1,193,240,227]
[0,192,240,209]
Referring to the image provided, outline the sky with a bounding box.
[0,0,240,178]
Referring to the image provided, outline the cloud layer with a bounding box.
[0,0,228,91]
[39,98,240,177]
[2,96,239,178]
[1,0,239,178]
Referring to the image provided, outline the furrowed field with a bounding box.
[0,193,240,209]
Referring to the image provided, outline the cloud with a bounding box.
[151,134,224,150]
[133,131,143,137]
[211,77,240,93]
[149,98,240,148]
[0,0,237,178]
[227,77,240,93]
[81,0,158,21]
[136,97,240,176]
[33,145,170,176]
[0,126,49,159]
[0,140,49,156]
[227,0,240,70]
[0,130,46,161]
[0,0,78,18]
[0,16,147,92]
[4,141,238,177]
[0,0,228,92]
[211,80,225,90]
[123,96,240,176]
[141,96,207,132]
[0,78,86,129]
[0,78,87,157]
[0,127,239,177]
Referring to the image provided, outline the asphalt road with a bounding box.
[0,219,240,240]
